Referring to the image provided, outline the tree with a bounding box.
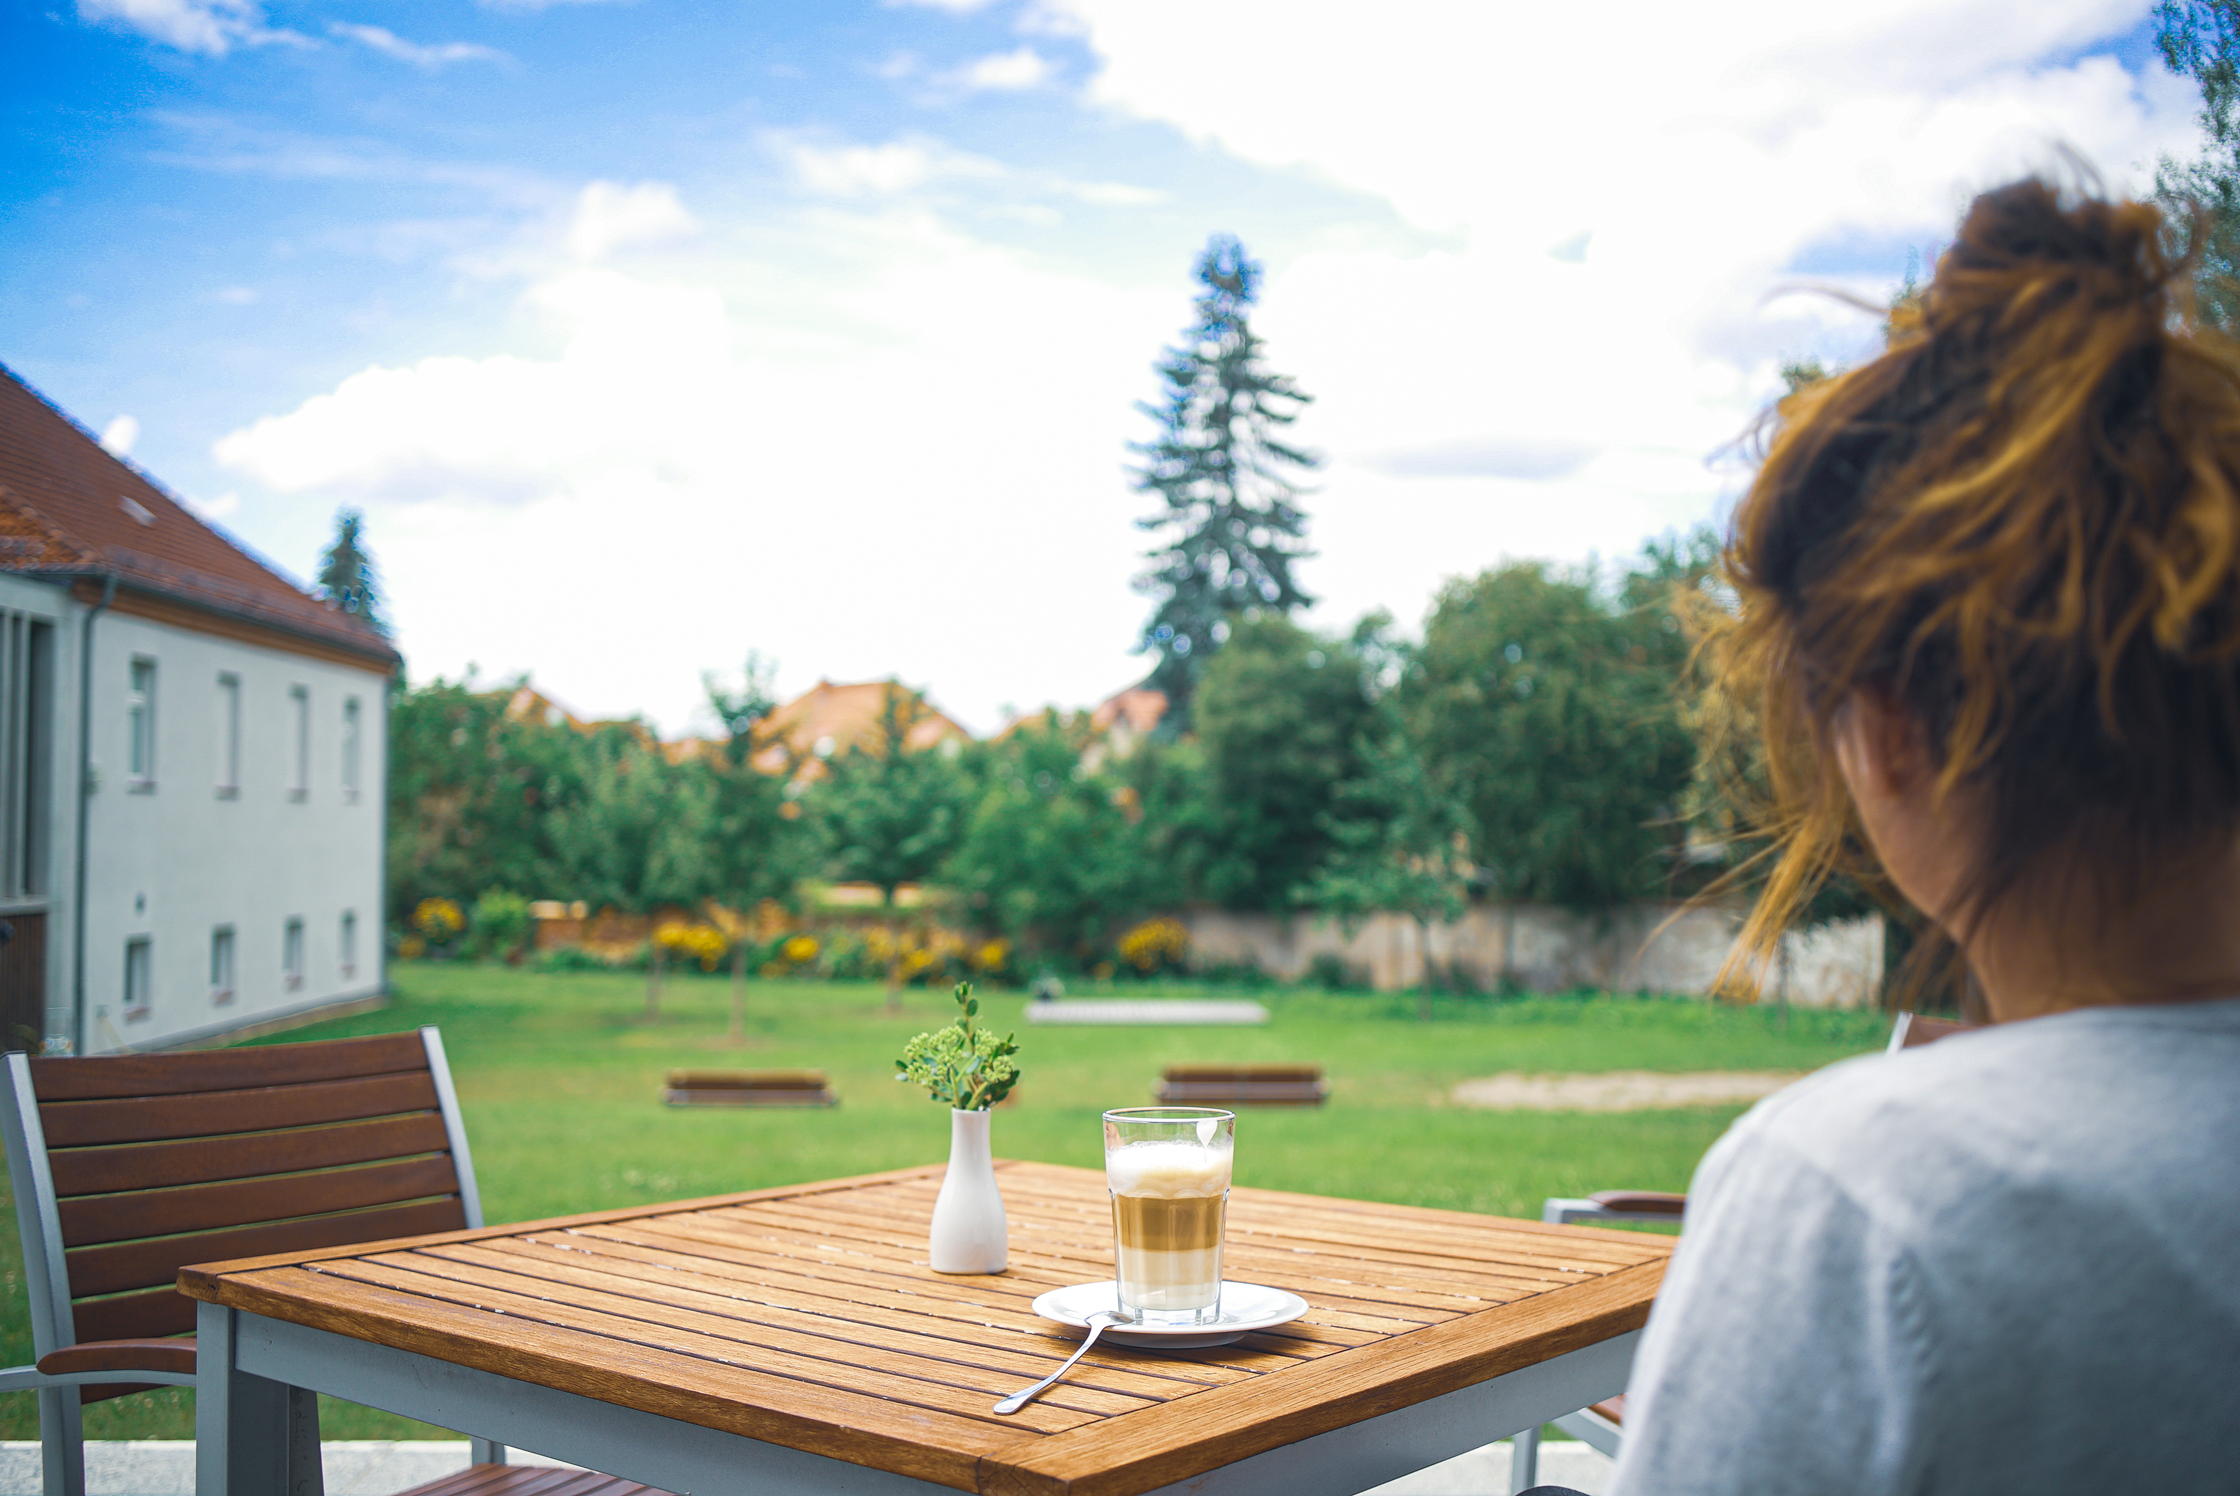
[808,683,970,1009]
[702,652,806,1037]
[1404,560,1695,913]
[386,676,583,921]
[1131,236,1319,725]
[2157,1,2240,328]
[318,509,389,635]
[1297,697,1473,1019]
[1192,614,1375,908]
[943,712,1164,961]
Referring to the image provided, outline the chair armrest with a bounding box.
[36,1339,196,1378]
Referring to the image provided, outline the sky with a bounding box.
[0,0,2207,736]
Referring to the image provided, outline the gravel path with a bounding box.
[1451,1070,1805,1111]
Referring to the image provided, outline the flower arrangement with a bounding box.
[895,982,1021,1111]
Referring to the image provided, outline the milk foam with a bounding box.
[1106,1140,1232,1198]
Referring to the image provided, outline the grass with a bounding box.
[0,966,1890,1441]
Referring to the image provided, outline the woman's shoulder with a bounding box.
[1703,997,2240,1230]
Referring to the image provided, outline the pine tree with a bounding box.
[317,508,388,634]
[1131,236,1318,725]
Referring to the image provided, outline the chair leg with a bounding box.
[39,1387,83,1496]
[469,1439,508,1466]
[1508,1424,1541,1495]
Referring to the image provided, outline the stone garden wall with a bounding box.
[1180,902,1885,1007]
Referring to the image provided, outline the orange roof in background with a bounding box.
[753,679,969,778]
[1090,686,1167,737]
[0,364,398,667]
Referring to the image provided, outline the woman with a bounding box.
[1593,179,2240,1494]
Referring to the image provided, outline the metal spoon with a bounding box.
[993,1311,1121,1415]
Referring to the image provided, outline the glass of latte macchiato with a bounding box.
[1102,1106,1235,1326]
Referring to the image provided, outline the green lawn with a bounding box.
[0,966,1889,1441]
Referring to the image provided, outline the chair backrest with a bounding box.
[1887,1011,1980,1053]
[1,1027,480,1397]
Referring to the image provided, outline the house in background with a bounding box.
[0,363,398,1053]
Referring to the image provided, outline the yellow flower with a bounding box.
[412,898,464,941]
[782,934,820,965]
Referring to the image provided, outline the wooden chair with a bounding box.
[0,1027,669,1496]
[1513,1011,1982,1491]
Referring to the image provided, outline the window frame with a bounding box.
[210,925,235,1006]
[216,672,241,798]
[126,657,157,790]
[342,696,361,801]
[340,909,357,979]
[124,937,153,1021]
[283,916,305,991]
[287,685,309,802]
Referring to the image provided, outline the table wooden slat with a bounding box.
[182,1160,1671,1496]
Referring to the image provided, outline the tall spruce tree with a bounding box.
[317,508,388,634]
[1130,236,1318,725]
[2157,1,2240,328]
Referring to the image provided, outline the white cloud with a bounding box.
[330,22,508,69]
[565,180,699,260]
[99,415,139,457]
[1037,0,2197,636]
[215,285,257,304]
[214,231,1181,732]
[771,133,1006,196]
[205,1,2207,733]
[185,491,241,520]
[884,0,1005,12]
[77,0,308,55]
[948,46,1056,91]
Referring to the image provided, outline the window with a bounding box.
[127,658,156,788]
[342,697,361,800]
[0,611,55,900]
[283,918,304,990]
[211,926,235,1005]
[216,673,240,797]
[287,686,308,801]
[124,938,152,1021]
[340,910,357,978]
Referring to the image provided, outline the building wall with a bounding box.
[80,603,389,1052]
[1181,902,1886,1008]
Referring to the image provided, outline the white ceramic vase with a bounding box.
[929,1107,1008,1273]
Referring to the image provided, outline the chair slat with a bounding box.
[57,1154,464,1248]
[72,1285,197,1342]
[66,1197,469,1297]
[48,1113,454,1197]
[26,1032,430,1101]
[39,1072,442,1147]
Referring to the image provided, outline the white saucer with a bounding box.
[1031,1281,1310,1348]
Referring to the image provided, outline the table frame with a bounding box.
[196,1302,1637,1496]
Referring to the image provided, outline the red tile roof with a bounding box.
[0,363,398,668]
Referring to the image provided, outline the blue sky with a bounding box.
[0,0,2204,733]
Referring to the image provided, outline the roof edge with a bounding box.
[44,566,401,670]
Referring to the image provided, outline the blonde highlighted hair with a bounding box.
[1715,177,2240,1001]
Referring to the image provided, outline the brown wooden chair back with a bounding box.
[14,1028,480,1402]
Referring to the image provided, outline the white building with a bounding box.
[0,364,397,1053]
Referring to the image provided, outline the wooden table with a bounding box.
[182,1161,1671,1496]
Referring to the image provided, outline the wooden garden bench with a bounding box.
[660,1069,837,1107]
[1153,1064,1328,1106]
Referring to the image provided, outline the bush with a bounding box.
[1117,918,1190,976]
[412,897,465,951]
[1309,952,1365,991]
[468,891,532,963]
[534,944,613,973]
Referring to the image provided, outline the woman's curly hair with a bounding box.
[1714,176,2240,1003]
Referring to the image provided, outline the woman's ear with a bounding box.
[1834,688,1931,801]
